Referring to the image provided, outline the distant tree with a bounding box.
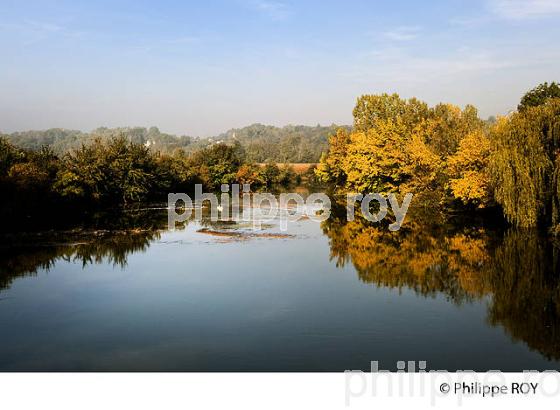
[260,162,281,187]
[215,123,345,163]
[187,143,242,189]
[276,164,297,186]
[518,82,560,111]
[236,163,264,186]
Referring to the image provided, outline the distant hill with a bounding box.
[1,127,195,155]
[214,123,348,163]
[1,123,349,163]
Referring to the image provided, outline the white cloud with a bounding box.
[488,0,560,19]
[343,47,521,86]
[382,26,421,41]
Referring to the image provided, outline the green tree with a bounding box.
[518,82,560,111]
[55,136,157,205]
[490,99,560,229]
[0,137,24,175]
[187,143,242,190]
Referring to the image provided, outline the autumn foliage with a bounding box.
[317,86,560,232]
[317,93,492,209]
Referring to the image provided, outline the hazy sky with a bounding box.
[1,0,559,136]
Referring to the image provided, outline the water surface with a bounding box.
[1,198,559,371]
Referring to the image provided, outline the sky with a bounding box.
[1,0,560,136]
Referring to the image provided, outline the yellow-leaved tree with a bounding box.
[342,119,411,193]
[315,128,351,186]
[447,129,492,208]
[317,93,491,210]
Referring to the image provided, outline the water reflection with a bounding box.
[1,195,560,366]
[0,205,270,290]
[488,230,560,360]
[0,207,173,290]
[321,201,560,359]
[0,230,160,291]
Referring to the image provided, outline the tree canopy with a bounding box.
[317,93,492,210]
[518,82,560,112]
[2,123,345,163]
[490,99,560,228]
[317,85,560,233]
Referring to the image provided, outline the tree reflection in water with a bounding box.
[0,205,240,292]
[321,200,560,359]
[0,207,170,291]
[1,201,559,361]
[0,230,160,292]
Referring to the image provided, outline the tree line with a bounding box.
[1,123,344,163]
[214,123,347,163]
[0,136,309,230]
[316,82,560,234]
[2,82,559,233]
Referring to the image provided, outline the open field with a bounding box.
[257,163,316,174]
